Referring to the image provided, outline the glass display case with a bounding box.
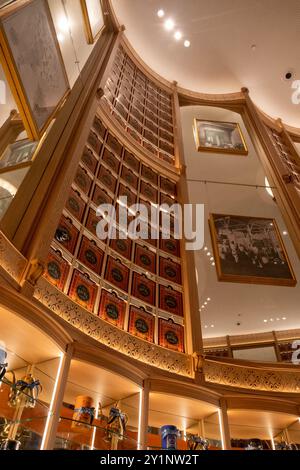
[55,359,140,450]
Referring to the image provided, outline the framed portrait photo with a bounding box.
[209,214,296,286]
[193,119,248,155]
[0,0,70,140]
[80,0,105,44]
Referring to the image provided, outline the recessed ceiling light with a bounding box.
[211,325,215,328]
[157,9,165,18]
[174,31,182,41]
[204,302,207,305]
[282,317,287,320]
[210,257,214,261]
[283,230,288,236]
[212,262,215,266]
[207,252,211,256]
[207,298,211,301]
[204,325,208,329]
[184,40,190,48]
[264,319,268,323]
[204,247,208,251]
[164,18,175,31]
[270,318,274,322]
[284,71,294,81]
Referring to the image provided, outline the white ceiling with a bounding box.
[111,0,300,127]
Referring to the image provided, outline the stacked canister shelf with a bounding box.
[44,112,185,353]
[102,44,175,165]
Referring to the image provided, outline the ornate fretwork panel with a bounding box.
[203,358,300,393]
[34,278,192,377]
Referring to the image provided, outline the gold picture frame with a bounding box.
[193,119,248,155]
[80,0,105,44]
[0,0,70,141]
[209,213,297,287]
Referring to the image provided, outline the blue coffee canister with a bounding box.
[160,425,179,450]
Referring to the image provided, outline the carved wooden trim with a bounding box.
[0,231,27,283]
[202,357,300,394]
[34,277,193,378]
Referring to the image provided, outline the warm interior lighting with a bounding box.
[174,31,182,41]
[40,353,64,450]
[157,9,165,18]
[265,177,274,198]
[164,18,175,31]
[218,409,225,450]
[58,14,71,33]
[137,389,143,450]
[57,32,64,43]
[184,40,191,47]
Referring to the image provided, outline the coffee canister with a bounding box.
[160,425,179,450]
[72,395,94,430]
[0,439,21,450]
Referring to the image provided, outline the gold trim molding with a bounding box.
[203,357,300,394]
[34,277,193,378]
[0,231,26,283]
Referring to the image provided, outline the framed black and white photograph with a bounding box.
[194,119,248,155]
[0,0,70,140]
[209,214,297,286]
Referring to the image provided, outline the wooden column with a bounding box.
[40,343,73,450]
[0,110,24,157]
[272,331,282,362]
[242,89,300,258]
[172,84,203,356]
[219,398,231,450]
[139,378,150,450]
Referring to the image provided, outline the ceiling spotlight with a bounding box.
[184,40,190,48]
[207,252,211,256]
[284,70,294,81]
[283,230,288,236]
[207,298,211,301]
[174,31,182,41]
[210,257,214,261]
[212,262,215,266]
[164,18,175,31]
[264,319,268,323]
[211,325,215,328]
[282,317,287,320]
[204,302,208,305]
[204,247,208,251]
[157,9,165,18]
